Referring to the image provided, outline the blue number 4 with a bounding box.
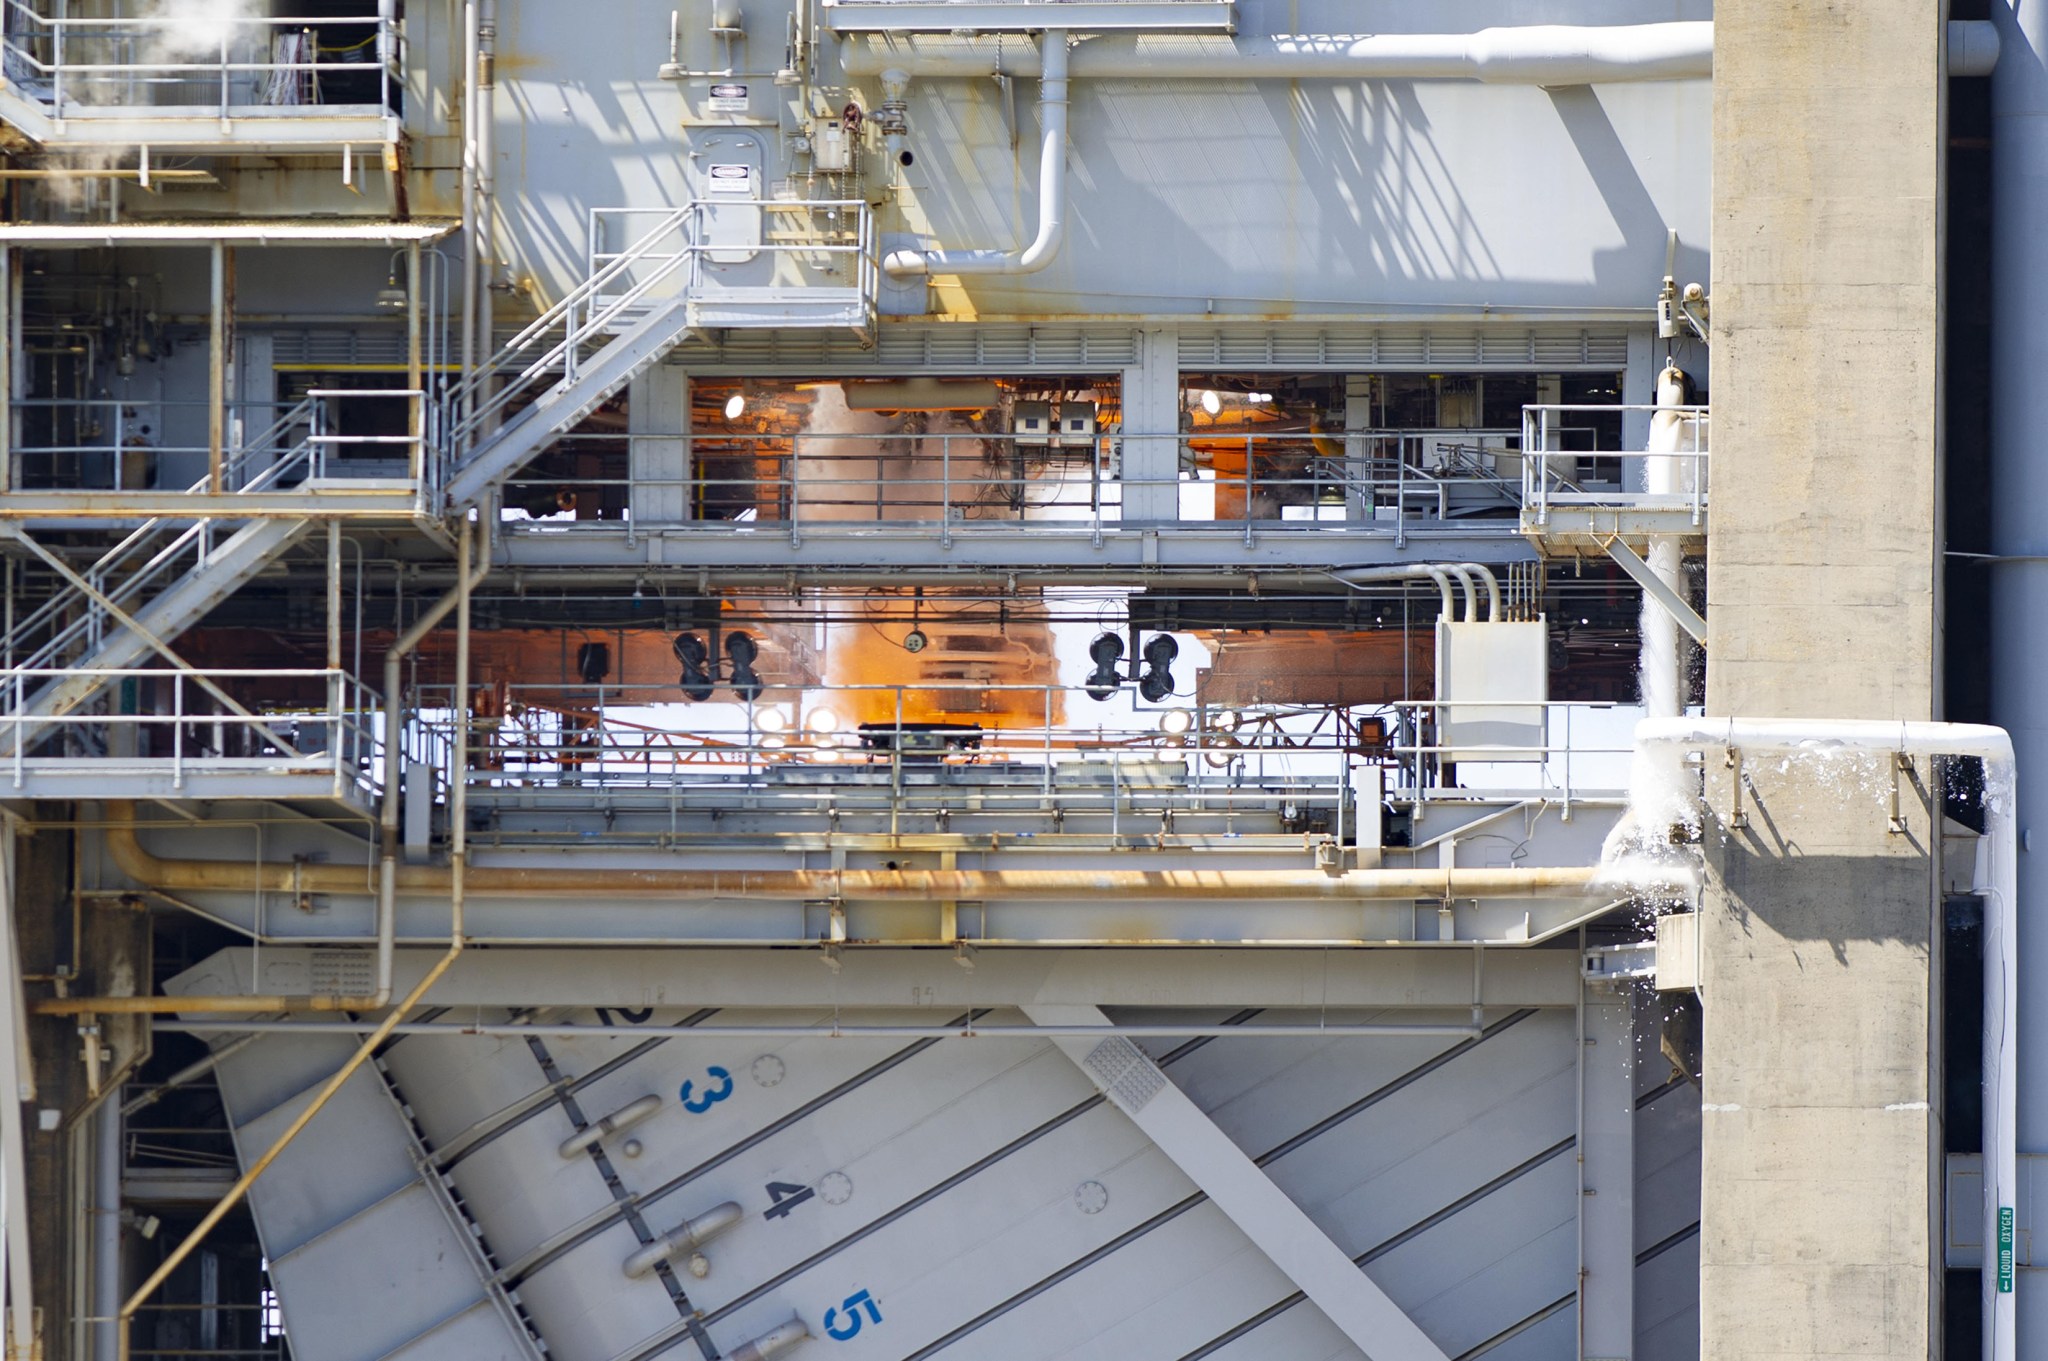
[679,1066,733,1113]
[824,1289,882,1341]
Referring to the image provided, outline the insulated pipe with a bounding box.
[1989,3,2043,1356]
[1628,719,2016,1361]
[92,1100,120,1361]
[458,1,478,397]
[88,821,1597,905]
[377,513,491,1005]
[1639,367,1692,719]
[160,1021,1491,1041]
[1460,563,1505,622]
[1327,560,1458,622]
[1443,566,1479,623]
[882,31,1067,276]
[847,23,1999,82]
[847,24,1716,83]
[474,0,498,378]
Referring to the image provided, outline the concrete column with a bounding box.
[628,368,689,526]
[1120,326,1179,524]
[1989,0,2048,1348]
[1694,754,1942,1361]
[1706,4,1947,1360]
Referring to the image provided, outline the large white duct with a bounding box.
[847,20,1998,82]
[849,24,1714,82]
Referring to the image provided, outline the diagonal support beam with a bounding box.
[2,526,298,752]
[1600,534,1707,645]
[1023,1003,1450,1361]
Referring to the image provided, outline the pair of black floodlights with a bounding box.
[1085,633,1179,703]
[572,632,764,701]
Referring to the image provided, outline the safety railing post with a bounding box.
[172,672,184,790]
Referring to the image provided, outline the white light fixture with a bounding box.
[724,392,747,420]
[805,706,842,735]
[755,707,789,733]
[1158,707,1194,736]
[1199,390,1221,416]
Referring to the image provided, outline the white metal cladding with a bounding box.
[206,1033,541,1361]
[1176,326,1632,370]
[672,323,1143,373]
[192,1002,1596,1361]
[666,324,1628,374]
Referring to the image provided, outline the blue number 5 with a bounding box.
[825,1289,882,1341]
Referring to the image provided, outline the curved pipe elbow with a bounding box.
[881,34,1067,279]
[882,214,1065,278]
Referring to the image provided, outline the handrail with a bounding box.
[442,198,875,465]
[0,1,399,117]
[441,204,701,454]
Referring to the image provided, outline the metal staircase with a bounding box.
[0,402,381,757]
[440,198,875,509]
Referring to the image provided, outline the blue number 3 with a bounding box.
[679,1066,733,1113]
[824,1289,882,1341]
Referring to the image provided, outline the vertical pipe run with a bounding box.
[881,31,1068,276]
[1989,4,2044,1356]
[406,243,423,483]
[92,1099,121,1361]
[473,1,497,385]
[459,3,479,410]
[0,244,10,493]
[206,244,226,493]
[1640,366,1691,719]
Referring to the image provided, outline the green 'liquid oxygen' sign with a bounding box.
[1999,1206,2015,1294]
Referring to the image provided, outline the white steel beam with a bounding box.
[1579,975,1636,1358]
[1024,1002,1451,1361]
[0,836,37,1358]
[1601,534,1708,644]
[170,945,1583,1012]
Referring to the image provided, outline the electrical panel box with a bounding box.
[1434,619,1548,764]
[1055,401,1098,448]
[1012,401,1052,445]
[813,119,852,172]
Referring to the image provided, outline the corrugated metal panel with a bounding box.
[1177,327,1630,370]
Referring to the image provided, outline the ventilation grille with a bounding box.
[1083,1036,1167,1114]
